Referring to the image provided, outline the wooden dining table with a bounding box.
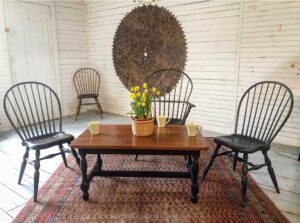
[70,124,208,203]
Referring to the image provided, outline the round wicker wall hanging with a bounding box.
[112,4,187,90]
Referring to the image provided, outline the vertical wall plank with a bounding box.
[0,1,13,130]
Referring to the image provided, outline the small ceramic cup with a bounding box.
[186,122,202,136]
[89,121,101,135]
[156,115,171,128]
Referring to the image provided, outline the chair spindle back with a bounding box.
[235,81,294,145]
[3,82,62,142]
[144,69,193,124]
[73,68,100,96]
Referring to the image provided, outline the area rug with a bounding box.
[13,141,289,223]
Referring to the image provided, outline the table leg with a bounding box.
[95,153,102,172]
[79,151,89,201]
[186,155,192,171]
[191,152,200,203]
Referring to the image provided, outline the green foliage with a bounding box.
[129,83,160,120]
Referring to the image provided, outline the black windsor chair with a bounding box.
[202,81,294,207]
[3,82,80,202]
[135,69,195,161]
[73,68,103,120]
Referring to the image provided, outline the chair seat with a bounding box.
[25,132,74,150]
[77,94,98,99]
[214,134,268,153]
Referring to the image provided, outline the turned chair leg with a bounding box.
[75,99,82,121]
[95,97,103,119]
[69,143,80,167]
[202,144,221,181]
[263,150,280,193]
[241,153,248,208]
[18,147,29,184]
[59,144,68,168]
[233,152,238,171]
[34,150,40,202]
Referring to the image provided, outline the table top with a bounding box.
[70,125,208,151]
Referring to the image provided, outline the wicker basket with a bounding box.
[131,118,154,136]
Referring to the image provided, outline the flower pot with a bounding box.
[131,118,154,136]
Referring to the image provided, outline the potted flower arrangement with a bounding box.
[129,83,160,136]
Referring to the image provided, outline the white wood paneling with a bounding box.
[54,0,90,116]
[85,0,300,147]
[4,1,59,91]
[0,0,299,147]
[239,0,300,146]
[0,2,13,130]
[86,0,240,135]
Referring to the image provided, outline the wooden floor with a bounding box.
[0,111,299,223]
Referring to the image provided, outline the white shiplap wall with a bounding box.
[239,0,300,146]
[1,1,299,146]
[86,0,240,133]
[161,0,240,134]
[54,0,90,116]
[86,0,240,134]
[0,2,13,130]
[85,0,300,147]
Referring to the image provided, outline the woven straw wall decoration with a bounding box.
[112,5,187,91]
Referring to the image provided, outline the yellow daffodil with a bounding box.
[142,93,147,102]
[129,93,136,100]
[128,84,159,119]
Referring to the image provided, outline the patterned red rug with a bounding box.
[13,141,289,223]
